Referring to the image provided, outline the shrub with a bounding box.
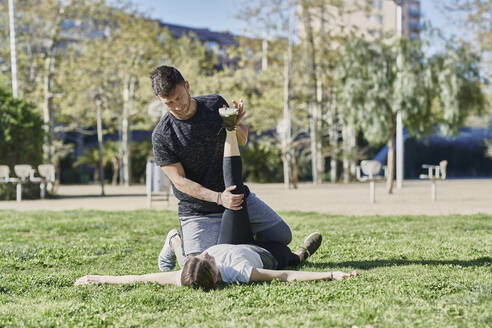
[0,87,44,200]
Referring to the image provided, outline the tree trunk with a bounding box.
[95,96,105,196]
[342,124,350,184]
[42,53,55,164]
[309,102,318,183]
[342,124,356,183]
[261,34,268,71]
[386,126,396,194]
[329,89,338,183]
[282,40,292,189]
[121,76,135,187]
[290,153,299,189]
[42,4,66,165]
[301,0,321,185]
[111,157,119,186]
[316,79,324,183]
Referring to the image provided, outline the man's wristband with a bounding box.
[216,192,221,205]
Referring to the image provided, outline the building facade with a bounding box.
[301,0,421,40]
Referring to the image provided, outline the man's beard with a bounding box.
[184,88,192,113]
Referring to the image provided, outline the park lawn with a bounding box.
[0,210,490,328]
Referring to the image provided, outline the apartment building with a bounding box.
[301,0,421,40]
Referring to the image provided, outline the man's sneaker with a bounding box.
[219,107,239,131]
[295,232,322,263]
[158,229,180,271]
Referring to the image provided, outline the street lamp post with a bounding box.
[8,0,18,98]
[395,0,404,190]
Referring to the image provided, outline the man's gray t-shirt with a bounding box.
[152,94,248,217]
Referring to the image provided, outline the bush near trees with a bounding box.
[0,87,44,199]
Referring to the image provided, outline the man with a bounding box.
[150,65,292,270]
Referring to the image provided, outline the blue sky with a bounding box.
[136,0,249,35]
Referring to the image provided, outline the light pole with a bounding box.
[8,0,18,98]
[395,0,404,190]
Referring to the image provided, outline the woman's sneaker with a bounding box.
[219,107,239,131]
[295,232,322,263]
[158,229,180,271]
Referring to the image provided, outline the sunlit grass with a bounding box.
[0,210,490,327]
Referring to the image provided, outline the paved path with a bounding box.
[1,179,491,216]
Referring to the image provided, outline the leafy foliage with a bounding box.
[336,35,486,192]
[429,44,486,135]
[0,87,44,199]
[241,139,283,182]
[130,140,152,184]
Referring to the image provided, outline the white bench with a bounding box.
[419,160,447,201]
[0,165,12,184]
[1,164,56,201]
[29,164,55,199]
[356,160,384,203]
[13,165,32,202]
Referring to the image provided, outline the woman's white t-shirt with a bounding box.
[176,244,263,285]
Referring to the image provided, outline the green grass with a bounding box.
[0,210,490,327]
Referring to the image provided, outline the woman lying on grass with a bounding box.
[75,105,356,290]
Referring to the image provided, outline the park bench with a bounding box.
[29,164,55,199]
[0,165,12,184]
[1,164,56,201]
[146,159,171,209]
[13,164,32,202]
[356,160,384,203]
[0,165,20,186]
[419,160,448,201]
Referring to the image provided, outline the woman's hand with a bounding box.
[74,275,101,286]
[331,271,357,280]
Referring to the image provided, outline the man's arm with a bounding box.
[74,272,180,286]
[162,162,243,210]
[249,268,356,283]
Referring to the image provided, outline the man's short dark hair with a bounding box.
[150,66,185,98]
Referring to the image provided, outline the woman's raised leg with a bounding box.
[217,107,254,244]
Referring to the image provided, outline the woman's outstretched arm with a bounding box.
[249,268,357,283]
[74,272,180,287]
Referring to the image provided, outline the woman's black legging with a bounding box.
[217,156,253,244]
[217,155,299,269]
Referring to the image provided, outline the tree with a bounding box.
[0,86,44,199]
[443,1,491,156]
[336,36,485,193]
[57,1,121,195]
[444,0,492,55]
[0,0,94,165]
[238,0,302,188]
[107,8,166,186]
[73,141,119,184]
[428,42,486,136]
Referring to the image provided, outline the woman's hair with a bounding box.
[181,256,216,290]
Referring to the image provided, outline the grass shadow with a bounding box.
[304,257,492,270]
[53,194,145,199]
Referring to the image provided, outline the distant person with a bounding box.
[149,65,292,271]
